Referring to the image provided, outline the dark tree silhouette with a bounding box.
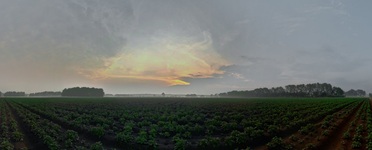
[186,94,197,97]
[219,83,345,98]
[29,91,62,97]
[62,87,104,97]
[4,91,26,97]
[345,89,366,97]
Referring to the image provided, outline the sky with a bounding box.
[0,0,372,95]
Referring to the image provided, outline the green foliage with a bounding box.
[0,140,14,150]
[266,137,291,150]
[173,137,188,150]
[198,137,221,148]
[304,143,316,150]
[299,124,315,135]
[43,136,59,150]
[342,131,350,139]
[289,135,298,142]
[90,142,104,150]
[352,141,362,149]
[2,96,365,150]
[66,130,79,141]
[135,130,148,145]
[367,141,372,150]
[115,131,133,145]
[90,127,105,138]
[12,131,24,142]
[322,130,329,136]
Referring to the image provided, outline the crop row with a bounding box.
[0,100,25,150]
[367,100,372,150]
[10,98,359,149]
[8,101,105,150]
[266,100,362,149]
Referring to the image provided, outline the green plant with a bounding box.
[90,127,105,138]
[66,130,79,141]
[0,140,14,150]
[135,130,148,145]
[173,138,188,150]
[90,142,104,150]
[322,130,329,136]
[289,135,298,142]
[266,136,291,150]
[12,131,24,142]
[304,143,316,150]
[43,136,59,150]
[115,131,133,145]
[343,131,350,139]
[352,141,362,149]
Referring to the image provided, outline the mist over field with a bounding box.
[0,0,372,94]
[1,1,372,149]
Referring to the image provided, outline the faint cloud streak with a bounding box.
[79,32,230,86]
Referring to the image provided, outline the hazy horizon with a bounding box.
[1,0,371,95]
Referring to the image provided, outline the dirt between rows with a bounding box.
[316,101,363,150]
[254,101,360,150]
[12,101,122,150]
[6,101,36,150]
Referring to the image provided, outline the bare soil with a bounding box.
[254,101,360,150]
[6,101,35,150]
[317,101,363,150]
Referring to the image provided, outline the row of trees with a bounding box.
[29,91,62,97]
[1,87,104,97]
[344,89,366,97]
[219,83,345,97]
[2,91,26,97]
[61,87,104,97]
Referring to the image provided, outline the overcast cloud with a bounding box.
[0,0,371,94]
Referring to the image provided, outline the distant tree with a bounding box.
[29,91,61,97]
[332,87,344,96]
[345,89,366,97]
[105,94,114,97]
[345,89,356,97]
[186,94,197,97]
[369,93,372,98]
[356,89,366,97]
[162,93,165,97]
[62,87,104,97]
[220,83,344,98]
[4,91,26,97]
[0,91,2,97]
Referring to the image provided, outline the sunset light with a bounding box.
[82,33,230,86]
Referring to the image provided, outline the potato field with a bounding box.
[0,97,370,150]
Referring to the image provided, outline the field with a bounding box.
[0,97,370,150]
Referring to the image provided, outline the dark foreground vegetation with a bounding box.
[0,97,370,150]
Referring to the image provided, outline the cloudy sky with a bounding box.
[0,0,371,94]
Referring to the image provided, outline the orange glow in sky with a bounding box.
[81,33,230,86]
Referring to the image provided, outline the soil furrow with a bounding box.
[11,100,120,150]
[317,100,363,149]
[6,100,42,150]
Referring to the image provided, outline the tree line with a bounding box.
[61,87,104,97]
[344,89,366,97]
[219,83,345,97]
[29,91,62,97]
[2,91,26,97]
